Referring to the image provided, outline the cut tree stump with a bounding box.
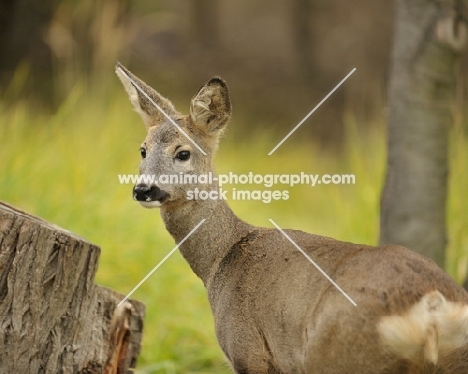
[0,202,145,374]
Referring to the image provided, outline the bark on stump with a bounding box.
[0,202,145,374]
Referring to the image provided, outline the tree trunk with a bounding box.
[191,0,219,50]
[0,0,57,101]
[380,0,467,268]
[0,202,145,374]
[290,0,314,81]
[288,0,347,148]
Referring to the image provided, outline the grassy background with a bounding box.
[1,76,467,373]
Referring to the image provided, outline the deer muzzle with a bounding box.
[133,183,169,208]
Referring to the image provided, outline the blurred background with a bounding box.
[0,1,467,373]
[0,0,398,145]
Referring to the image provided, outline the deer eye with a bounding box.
[176,150,190,161]
[140,147,147,159]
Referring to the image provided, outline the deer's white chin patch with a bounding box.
[138,200,162,209]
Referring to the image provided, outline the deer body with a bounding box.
[116,63,468,374]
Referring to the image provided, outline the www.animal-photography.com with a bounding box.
[1,1,468,373]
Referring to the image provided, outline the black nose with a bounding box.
[133,184,169,202]
[133,184,151,201]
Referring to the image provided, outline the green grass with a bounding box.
[1,81,467,373]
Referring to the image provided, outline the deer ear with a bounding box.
[115,62,176,127]
[190,77,231,134]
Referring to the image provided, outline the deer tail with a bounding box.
[378,290,468,365]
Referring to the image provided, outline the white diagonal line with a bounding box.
[117,219,206,307]
[269,219,357,306]
[268,68,356,155]
[117,67,207,156]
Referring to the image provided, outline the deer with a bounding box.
[115,62,468,374]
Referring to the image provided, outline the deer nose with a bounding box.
[133,184,151,201]
[133,184,169,202]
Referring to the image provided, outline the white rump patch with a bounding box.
[378,291,468,365]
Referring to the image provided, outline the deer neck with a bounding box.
[160,193,253,286]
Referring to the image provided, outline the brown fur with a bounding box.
[116,63,468,374]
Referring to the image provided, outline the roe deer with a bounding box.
[116,62,468,374]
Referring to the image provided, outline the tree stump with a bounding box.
[0,202,145,374]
